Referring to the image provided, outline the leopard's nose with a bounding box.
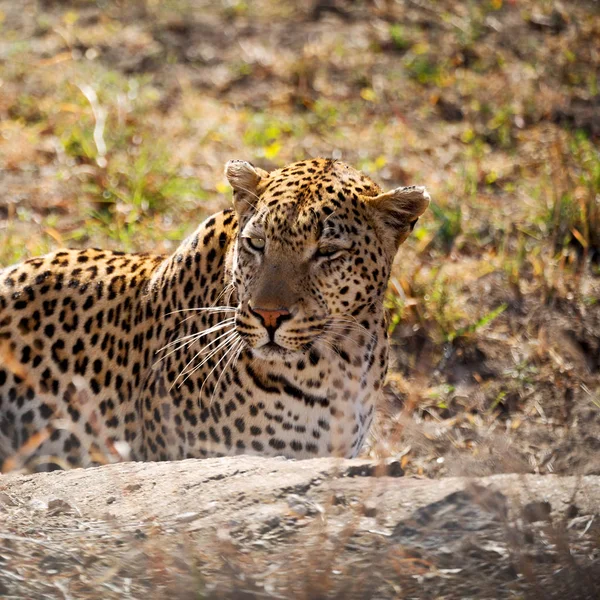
[249,306,291,328]
[248,305,291,339]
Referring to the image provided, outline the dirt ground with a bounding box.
[0,0,599,597]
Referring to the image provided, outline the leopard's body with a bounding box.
[0,159,429,470]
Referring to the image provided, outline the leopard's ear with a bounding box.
[225,160,269,218]
[368,185,430,250]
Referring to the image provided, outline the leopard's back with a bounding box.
[0,248,164,469]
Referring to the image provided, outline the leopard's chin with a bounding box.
[252,341,302,361]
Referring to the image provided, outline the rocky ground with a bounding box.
[1,0,599,480]
[1,457,599,599]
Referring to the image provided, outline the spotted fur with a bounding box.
[0,159,429,470]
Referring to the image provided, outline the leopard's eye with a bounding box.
[244,237,265,251]
[315,246,342,259]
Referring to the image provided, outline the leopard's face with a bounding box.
[232,196,382,360]
[226,159,430,361]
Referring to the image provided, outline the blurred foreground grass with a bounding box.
[0,0,599,477]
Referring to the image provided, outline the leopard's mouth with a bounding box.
[263,341,285,352]
[253,340,301,361]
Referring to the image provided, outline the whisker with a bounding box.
[156,318,236,354]
[325,326,367,340]
[170,348,204,391]
[208,338,245,406]
[323,208,338,224]
[177,312,213,326]
[165,307,236,316]
[174,332,239,390]
[212,283,236,307]
[233,185,270,216]
[235,185,261,203]
[325,323,368,338]
[318,338,343,358]
[327,316,376,341]
[325,321,364,331]
[324,331,359,347]
[233,186,271,219]
[183,327,238,359]
[225,285,236,306]
[154,326,236,365]
[199,338,244,399]
[179,331,238,378]
[175,307,236,327]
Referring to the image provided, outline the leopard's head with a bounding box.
[225,158,429,360]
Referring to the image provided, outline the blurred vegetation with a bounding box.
[0,0,599,479]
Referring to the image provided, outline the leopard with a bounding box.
[0,158,429,471]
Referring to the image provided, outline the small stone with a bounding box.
[47,498,74,515]
[263,516,280,531]
[124,483,142,493]
[29,499,49,511]
[106,496,116,505]
[332,492,346,505]
[173,512,201,523]
[362,500,377,518]
[0,493,17,507]
[287,495,308,517]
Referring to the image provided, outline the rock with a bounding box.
[0,492,17,507]
[47,498,75,516]
[362,500,377,518]
[287,494,309,517]
[0,457,598,599]
[332,492,346,505]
